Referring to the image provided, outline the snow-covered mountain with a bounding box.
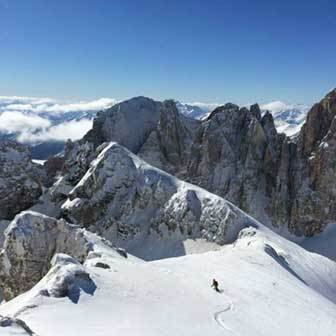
[175,101,212,119]
[261,101,310,136]
[0,90,336,335]
[0,96,309,160]
[177,100,311,136]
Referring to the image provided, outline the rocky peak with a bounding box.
[136,100,200,174]
[299,88,336,157]
[206,103,240,120]
[261,111,279,158]
[250,103,262,121]
[289,89,336,235]
[155,100,195,165]
[60,142,257,260]
[261,110,275,127]
[84,96,162,152]
[55,90,336,238]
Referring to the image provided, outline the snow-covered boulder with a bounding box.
[38,253,96,303]
[0,211,93,300]
[0,142,43,220]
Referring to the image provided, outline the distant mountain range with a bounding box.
[260,101,311,137]
[177,100,311,137]
[0,95,310,159]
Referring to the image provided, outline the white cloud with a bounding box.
[260,101,290,114]
[0,111,51,133]
[0,96,116,114]
[0,95,117,143]
[260,101,310,115]
[188,102,221,112]
[0,96,55,106]
[17,119,93,143]
[39,98,116,114]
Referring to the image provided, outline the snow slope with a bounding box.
[1,223,336,336]
[60,142,257,260]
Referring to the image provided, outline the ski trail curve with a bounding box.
[214,295,239,335]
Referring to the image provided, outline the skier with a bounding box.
[211,278,220,292]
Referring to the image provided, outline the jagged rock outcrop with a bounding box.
[59,98,293,233]
[298,90,336,157]
[38,253,96,303]
[290,89,336,235]
[84,97,200,175]
[43,140,98,205]
[0,211,93,300]
[43,156,65,185]
[79,98,292,230]
[61,143,256,253]
[62,139,96,185]
[84,96,162,151]
[138,100,200,173]
[193,107,289,232]
[0,141,43,220]
[54,90,336,237]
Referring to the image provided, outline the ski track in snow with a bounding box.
[214,294,239,335]
[13,305,38,319]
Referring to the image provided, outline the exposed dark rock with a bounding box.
[0,141,43,220]
[94,262,110,269]
[250,103,262,121]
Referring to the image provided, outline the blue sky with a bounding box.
[1,0,336,104]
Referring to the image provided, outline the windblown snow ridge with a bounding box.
[60,142,258,260]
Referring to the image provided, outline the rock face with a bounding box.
[70,90,336,236]
[291,89,336,235]
[61,143,256,254]
[84,96,162,151]
[84,97,200,175]
[138,100,200,174]
[80,98,291,229]
[186,104,294,230]
[0,211,93,300]
[0,142,43,220]
[0,91,333,251]
[43,156,65,185]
